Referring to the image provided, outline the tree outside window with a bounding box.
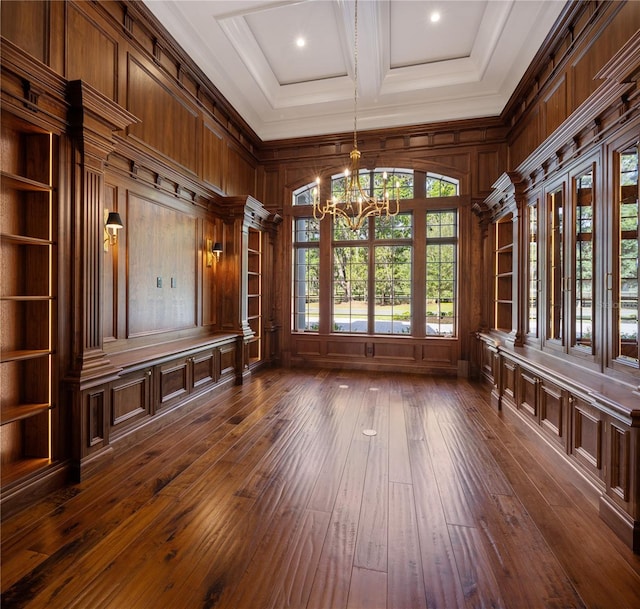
[426,210,457,336]
[617,145,639,365]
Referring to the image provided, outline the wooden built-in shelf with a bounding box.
[0,294,52,301]
[1,402,51,425]
[1,170,52,192]
[494,213,514,333]
[1,349,51,363]
[0,233,52,246]
[1,112,57,491]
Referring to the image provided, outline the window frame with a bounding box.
[331,213,413,335]
[289,169,463,340]
[611,142,639,371]
[570,163,596,357]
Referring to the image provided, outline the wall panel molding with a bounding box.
[126,54,199,174]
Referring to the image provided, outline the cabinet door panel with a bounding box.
[157,357,190,409]
[192,350,216,390]
[220,343,237,378]
[571,397,603,482]
[608,421,631,506]
[540,380,565,445]
[111,369,152,435]
[502,358,517,406]
[518,370,538,420]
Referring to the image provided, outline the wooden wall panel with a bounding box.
[87,389,106,449]
[509,108,540,169]
[226,145,256,196]
[476,150,501,196]
[103,184,116,341]
[66,3,117,100]
[0,1,48,65]
[542,75,567,138]
[202,219,215,327]
[294,339,321,356]
[421,343,454,364]
[127,193,197,336]
[127,57,198,173]
[263,168,282,207]
[202,122,224,190]
[326,340,366,357]
[506,1,639,173]
[374,342,415,361]
[570,2,640,111]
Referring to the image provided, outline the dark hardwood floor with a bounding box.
[2,369,639,609]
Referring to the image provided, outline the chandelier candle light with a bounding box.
[312,0,400,231]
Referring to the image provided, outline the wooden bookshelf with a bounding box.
[494,213,513,333]
[1,113,56,487]
[247,227,262,365]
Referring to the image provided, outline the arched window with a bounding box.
[291,168,459,338]
[293,180,318,206]
[331,168,414,201]
[426,172,459,197]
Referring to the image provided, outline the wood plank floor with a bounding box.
[2,369,640,609]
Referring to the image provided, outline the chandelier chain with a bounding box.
[353,0,358,150]
[311,0,400,231]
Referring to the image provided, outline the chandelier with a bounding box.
[313,0,400,231]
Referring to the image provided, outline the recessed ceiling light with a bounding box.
[296,37,306,47]
[430,11,441,23]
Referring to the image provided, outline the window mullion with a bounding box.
[367,216,376,334]
[413,207,427,337]
[318,215,333,334]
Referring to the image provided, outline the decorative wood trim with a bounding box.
[115,0,262,150]
[594,29,640,83]
[67,79,138,159]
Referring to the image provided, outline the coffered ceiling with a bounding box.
[143,0,566,141]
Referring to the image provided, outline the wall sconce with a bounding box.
[104,210,124,250]
[206,239,223,266]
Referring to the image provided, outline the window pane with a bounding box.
[332,171,371,201]
[617,145,639,364]
[374,245,412,334]
[574,170,594,351]
[373,170,414,200]
[426,209,457,337]
[426,210,457,238]
[426,173,459,197]
[547,188,564,342]
[294,217,320,242]
[333,246,368,333]
[375,213,412,239]
[293,181,317,206]
[292,218,320,332]
[334,219,368,241]
[528,204,538,336]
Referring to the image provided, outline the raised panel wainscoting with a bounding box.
[478,333,640,554]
